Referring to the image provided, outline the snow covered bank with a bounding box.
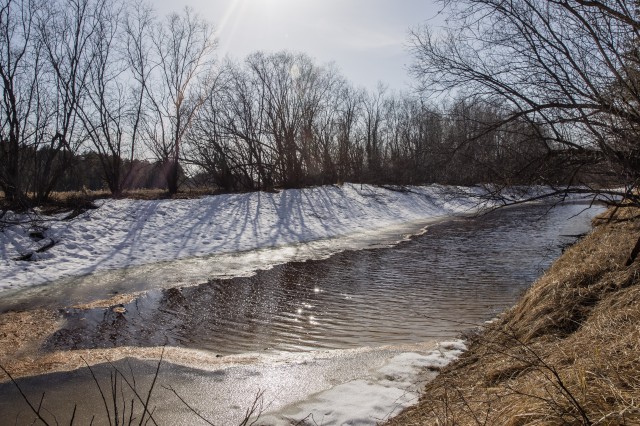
[260,341,467,425]
[0,339,468,425]
[0,184,487,293]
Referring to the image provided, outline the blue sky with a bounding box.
[152,0,443,91]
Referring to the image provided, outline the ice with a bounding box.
[261,340,467,425]
[0,184,495,293]
[0,184,493,424]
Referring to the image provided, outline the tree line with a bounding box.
[410,0,640,205]
[0,0,215,206]
[1,0,615,209]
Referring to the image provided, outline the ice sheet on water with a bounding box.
[261,340,467,425]
[0,184,493,294]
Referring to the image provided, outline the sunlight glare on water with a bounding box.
[43,202,604,356]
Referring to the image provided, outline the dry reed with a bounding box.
[388,207,640,425]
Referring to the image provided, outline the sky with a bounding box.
[152,0,443,92]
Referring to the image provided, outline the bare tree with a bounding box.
[144,6,216,194]
[245,51,307,188]
[121,0,154,191]
[410,0,640,204]
[75,0,131,196]
[0,0,45,207]
[334,83,365,183]
[33,0,103,202]
[363,84,387,182]
[187,60,275,191]
[186,52,378,190]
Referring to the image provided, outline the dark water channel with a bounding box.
[44,202,603,356]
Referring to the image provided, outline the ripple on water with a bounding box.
[43,202,603,356]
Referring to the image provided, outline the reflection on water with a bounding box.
[45,202,603,355]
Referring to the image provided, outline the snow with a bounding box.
[0,184,490,293]
[260,340,467,425]
[0,184,488,424]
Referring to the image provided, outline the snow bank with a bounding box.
[261,341,467,425]
[0,184,488,292]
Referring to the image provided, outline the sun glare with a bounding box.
[217,0,249,41]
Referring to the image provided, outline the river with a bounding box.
[0,201,604,425]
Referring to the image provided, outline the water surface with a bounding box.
[45,202,602,355]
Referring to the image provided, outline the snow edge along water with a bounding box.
[0,184,500,294]
[0,184,565,424]
[260,340,468,426]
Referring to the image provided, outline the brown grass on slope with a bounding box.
[388,208,640,425]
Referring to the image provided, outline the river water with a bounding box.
[0,201,604,425]
[45,201,600,355]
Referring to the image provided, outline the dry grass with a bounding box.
[113,187,223,200]
[0,306,263,381]
[388,207,640,425]
[0,310,62,360]
[1,188,224,214]
[46,187,224,202]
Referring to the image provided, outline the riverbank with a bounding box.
[0,186,601,424]
[388,207,640,425]
[1,184,491,294]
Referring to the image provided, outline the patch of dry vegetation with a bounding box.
[1,188,225,216]
[71,291,146,310]
[388,207,640,425]
[113,187,223,200]
[0,306,261,381]
[0,310,62,359]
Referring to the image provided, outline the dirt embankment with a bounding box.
[389,207,640,425]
